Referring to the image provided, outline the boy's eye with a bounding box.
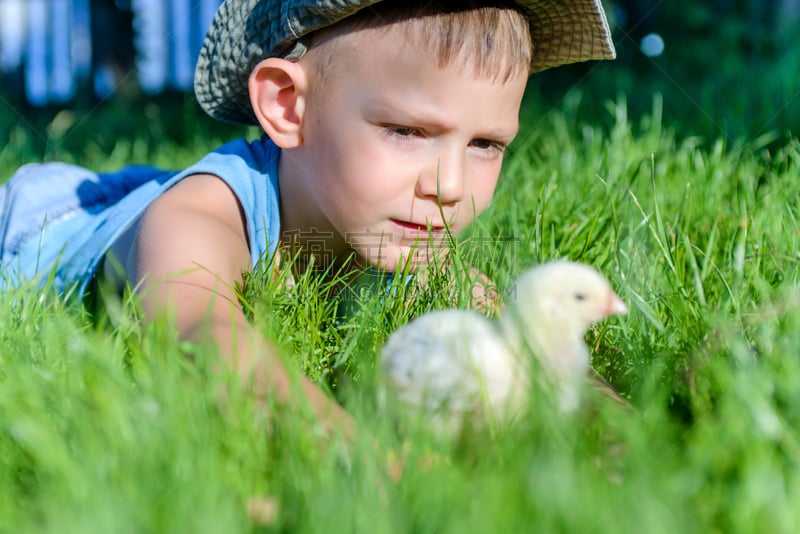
[470,138,506,154]
[387,126,419,137]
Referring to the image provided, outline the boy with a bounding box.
[0,0,615,435]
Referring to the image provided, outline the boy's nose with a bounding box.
[416,155,465,204]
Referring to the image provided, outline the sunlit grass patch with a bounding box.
[1,96,799,531]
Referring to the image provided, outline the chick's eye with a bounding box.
[574,293,587,302]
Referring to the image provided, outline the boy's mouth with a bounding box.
[390,219,446,234]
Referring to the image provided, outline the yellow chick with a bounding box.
[380,260,628,436]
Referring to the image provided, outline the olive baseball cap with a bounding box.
[195,0,616,125]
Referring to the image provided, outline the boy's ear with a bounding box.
[249,57,308,148]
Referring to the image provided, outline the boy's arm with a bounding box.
[131,173,353,437]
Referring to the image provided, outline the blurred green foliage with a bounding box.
[0,91,249,172]
[1,1,797,167]
[527,0,800,142]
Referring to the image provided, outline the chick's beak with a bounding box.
[606,291,629,316]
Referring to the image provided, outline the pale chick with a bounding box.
[380,260,628,437]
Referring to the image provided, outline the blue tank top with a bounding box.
[0,136,281,296]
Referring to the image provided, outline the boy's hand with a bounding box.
[466,267,501,314]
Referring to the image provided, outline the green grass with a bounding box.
[2,94,800,532]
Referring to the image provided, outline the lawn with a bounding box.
[1,93,799,532]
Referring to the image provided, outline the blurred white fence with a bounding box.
[0,0,221,105]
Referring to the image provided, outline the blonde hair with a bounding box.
[309,0,533,83]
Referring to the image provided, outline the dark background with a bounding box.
[538,0,800,144]
[1,0,798,161]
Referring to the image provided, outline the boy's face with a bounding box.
[281,24,528,272]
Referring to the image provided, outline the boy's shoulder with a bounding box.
[210,134,280,167]
[187,135,282,205]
